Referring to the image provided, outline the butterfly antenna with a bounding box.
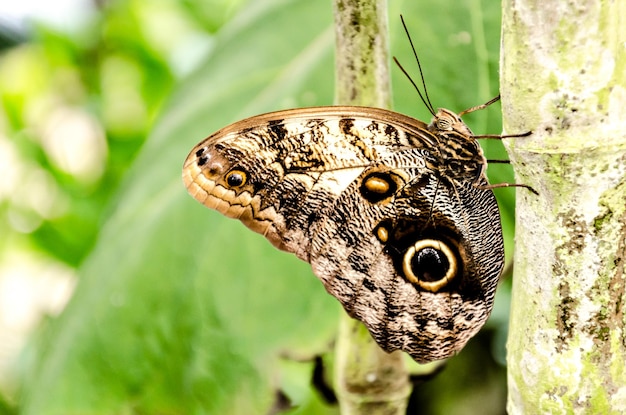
[458,95,501,117]
[392,57,432,116]
[396,15,436,116]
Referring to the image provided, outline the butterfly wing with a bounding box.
[183,106,504,363]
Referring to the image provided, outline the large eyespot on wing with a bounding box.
[401,238,458,292]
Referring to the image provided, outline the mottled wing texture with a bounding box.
[183,106,504,363]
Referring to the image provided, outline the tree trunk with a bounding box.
[332,0,411,414]
[501,1,626,413]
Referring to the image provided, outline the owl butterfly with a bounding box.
[182,20,531,363]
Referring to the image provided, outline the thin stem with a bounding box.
[332,0,411,414]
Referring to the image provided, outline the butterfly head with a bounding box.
[429,108,474,138]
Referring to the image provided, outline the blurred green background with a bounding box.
[0,0,516,414]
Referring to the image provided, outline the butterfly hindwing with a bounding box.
[309,156,503,362]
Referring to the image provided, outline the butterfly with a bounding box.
[182,17,531,363]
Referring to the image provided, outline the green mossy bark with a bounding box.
[333,0,391,108]
[501,1,626,413]
[332,0,411,414]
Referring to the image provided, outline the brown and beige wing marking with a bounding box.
[309,169,503,362]
[182,106,504,363]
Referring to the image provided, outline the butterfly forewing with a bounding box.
[182,105,504,363]
[183,107,440,253]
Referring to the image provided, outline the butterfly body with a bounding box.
[183,106,503,363]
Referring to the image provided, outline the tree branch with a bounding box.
[501,1,626,412]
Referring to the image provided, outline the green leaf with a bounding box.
[21,0,513,414]
[21,1,339,414]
